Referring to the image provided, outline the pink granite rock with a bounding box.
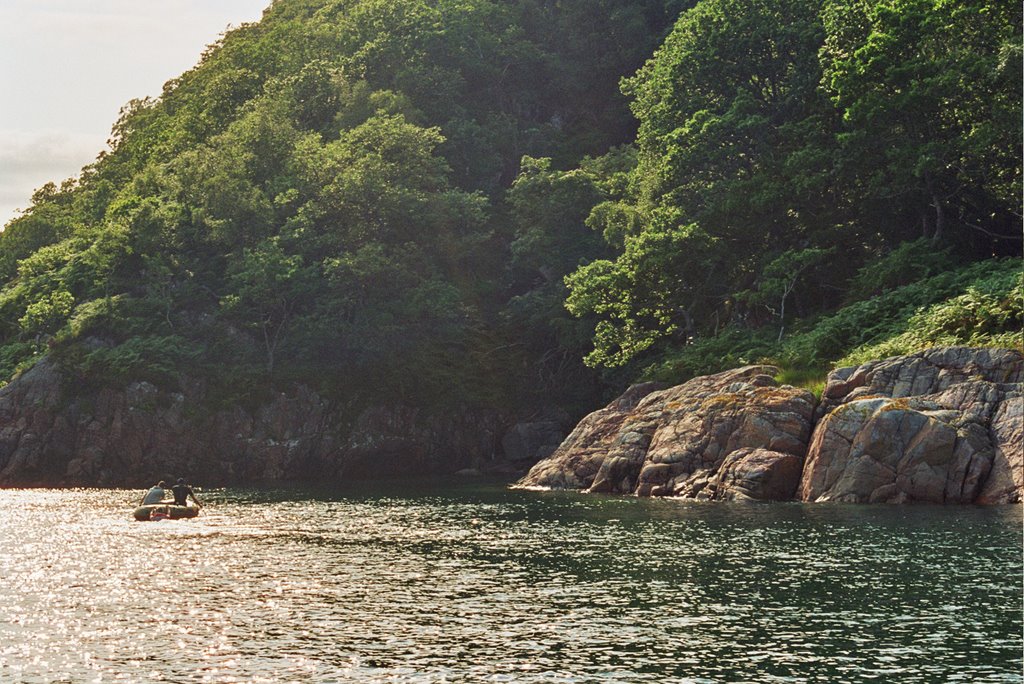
[516,367,816,500]
[801,348,1023,504]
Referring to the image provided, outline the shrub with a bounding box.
[640,258,1023,384]
[840,267,1023,366]
[845,238,954,301]
[74,335,204,388]
[780,259,1020,366]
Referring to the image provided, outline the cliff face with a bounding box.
[0,358,510,486]
[517,347,1024,504]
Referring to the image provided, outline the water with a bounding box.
[0,482,1020,683]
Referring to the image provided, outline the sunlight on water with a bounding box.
[0,484,1020,682]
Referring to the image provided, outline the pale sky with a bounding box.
[0,0,271,228]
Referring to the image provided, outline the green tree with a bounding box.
[736,247,834,341]
[222,239,316,375]
[19,290,74,340]
[568,0,836,367]
[503,154,623,406]
[821,0,1023,247]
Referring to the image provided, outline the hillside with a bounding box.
[0,0,1019,483]
[1,0,687,416]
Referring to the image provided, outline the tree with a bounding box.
[222,239,315,375]
[566,221,717,367]
[821,0,1023,247]
[737,247,834,341]
[503,154,620,406]
[566,0,836,367]
[19,290,74,341]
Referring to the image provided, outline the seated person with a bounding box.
[141,481,169,505]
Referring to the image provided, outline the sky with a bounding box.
[0,0,272,227]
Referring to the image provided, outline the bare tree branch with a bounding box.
[962,221,1023,241]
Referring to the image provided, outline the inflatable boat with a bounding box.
[133,504,200,521]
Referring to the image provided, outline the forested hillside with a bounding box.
[1,0,1020,428]
[565,0,1022,379]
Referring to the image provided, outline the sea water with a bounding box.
[0,482,1020,682]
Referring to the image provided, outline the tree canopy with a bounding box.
[565,0,1021,370]
[0,0,1019,424]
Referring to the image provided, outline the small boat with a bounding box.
[133,504,200,521]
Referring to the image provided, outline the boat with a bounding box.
[133,503,200,521]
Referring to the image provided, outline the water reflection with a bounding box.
[0,483,1020,682]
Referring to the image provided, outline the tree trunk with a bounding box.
[262,320,275,375]
[925,173,945,244]
[931,190,946,244]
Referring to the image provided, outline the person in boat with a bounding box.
[141,481,170,505]
[171,478,202,508]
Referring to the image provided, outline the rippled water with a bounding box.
[0,482,1020,683]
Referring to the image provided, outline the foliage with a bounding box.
[642,258,1022,385]
[568,0,846,368]
[19,290,75,338]
[773,368,827,400]
[0,0,685,412]
[72,336,204,388]
[502,151,634,412]
[565,0,1020,371]
[821,0,1022,246]
[0,341,42,386]
[781,259,1021,366]
[0,0,1018,430]
[221,239,316,374]
[839,265,1024,366]
[641,326,778,383]
[845,238,954,301]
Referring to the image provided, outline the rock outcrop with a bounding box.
[500,419,567,465]
[0,358,506,486]
[339,405,508,479]
[518,347,1023,505]
[513,381,664,491]
[800,347,1023,504]
[517,367,817,501]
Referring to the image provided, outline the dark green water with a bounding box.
[1,482,1021,682]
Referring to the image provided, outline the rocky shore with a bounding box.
[0,346,1020,504]
[517,347,1023,505]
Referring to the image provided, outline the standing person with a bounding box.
[141,481,169,505]
[171,478,202,508]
